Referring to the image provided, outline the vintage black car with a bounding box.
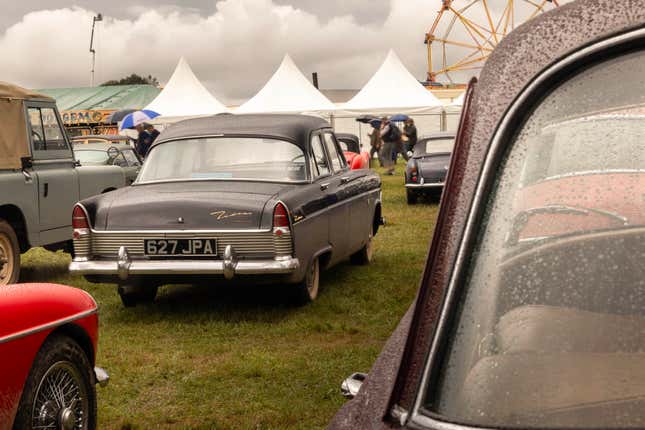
[404,133,454,204]
[330,1,645,429]
[69,114,383,307]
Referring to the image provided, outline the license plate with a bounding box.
[144,239,217,256]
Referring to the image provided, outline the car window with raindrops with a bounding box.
[428,50,645,428]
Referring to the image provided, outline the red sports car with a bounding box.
[336,133,369,170]
[0,283,107,430]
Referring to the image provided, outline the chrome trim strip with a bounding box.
[69,257,299,277]
[409,27,645,428]
[293,188,380,225]
[405,183,444,189]
[89,227,273,234]
[134,178,309,186]
[0,308,98,345]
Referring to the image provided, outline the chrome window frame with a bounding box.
[407,27,645,429]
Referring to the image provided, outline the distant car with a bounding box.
[70,114,383,307]
[330,2,645,429]
[404,132,454,204]
[0,283,107,429]
[336,133,369,170]
[73,141,143,184]
[71,134,134,146]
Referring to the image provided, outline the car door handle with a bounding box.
[340,177,350,185]
[22,170,33,183]
[320,183,330,191]
[43,183,49,198]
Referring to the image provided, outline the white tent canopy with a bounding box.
[237,54,336,114]
[342,50,443,114]
[450,92,465,106]
[145,57,228,118]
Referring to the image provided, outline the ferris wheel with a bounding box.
[425,0,560,83]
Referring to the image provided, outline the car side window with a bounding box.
[110,153,128,167]
[310,134,330,178]
[122,149,141,166]
[27,108,45,151]
[27,106,71,159]
[429,49,645,429]
[323,133,346,171]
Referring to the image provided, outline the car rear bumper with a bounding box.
[405,182,444,189]
[69,245,299,281]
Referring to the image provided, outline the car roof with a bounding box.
[154,114,331,147]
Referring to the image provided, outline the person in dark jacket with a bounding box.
[404,118,418,153]
[144,123,160,143]
[134,123,152,158]
[379,117,400,175]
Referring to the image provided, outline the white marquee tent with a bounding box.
[342,50,443,114]
[237,54,336,114]
[145,57,228,119]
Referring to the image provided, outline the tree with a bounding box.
[101,74,159,87]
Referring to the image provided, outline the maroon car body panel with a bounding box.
[329,1,645,428]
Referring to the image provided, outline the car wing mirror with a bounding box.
[341,372,367,399]
[406,151,413,158]
[21,156,33,170]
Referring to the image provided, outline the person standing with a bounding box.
[369,125,383,167]
[144,123,160,144]
[379,117,399,175]
[134,123,152,158]
[404,118,418,153]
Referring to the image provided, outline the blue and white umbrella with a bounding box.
[118,110,160,130]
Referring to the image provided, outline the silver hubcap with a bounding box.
[33,361,88,430]
[0,235,12,284]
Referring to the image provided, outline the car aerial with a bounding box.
[0,283,107,430]
[336,133,369,170]
[72,141,143,184]
[404,133,454,204]
[69,114,383,307]
[329,1,645,429]
[0,82,126,285]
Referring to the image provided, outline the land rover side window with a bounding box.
[310,134,330,177]
[28,106,70,159]
[323,133,345,171]
[429,51,645,428]
[27,108,45,150]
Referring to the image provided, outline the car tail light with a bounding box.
[72,205,90,239]
[273,202,290,236]
[410,164,418,182]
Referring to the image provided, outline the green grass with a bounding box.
[20,164,439,430]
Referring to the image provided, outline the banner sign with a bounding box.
[61,109,114,125]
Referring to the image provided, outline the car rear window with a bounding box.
[137,137,307,183]
[75,149,109,165]
[428,49,645,429]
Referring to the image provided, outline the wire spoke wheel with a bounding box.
[425,0,560,83]
[32,361,90,430]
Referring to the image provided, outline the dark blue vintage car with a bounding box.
[404,132,455,204]
[69,114,383,307]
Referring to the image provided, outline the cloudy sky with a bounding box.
[1,0,565,104]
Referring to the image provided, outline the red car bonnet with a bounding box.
[0,283,97,340]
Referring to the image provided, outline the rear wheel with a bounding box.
[0,220,20,285]
[406,189,418,205]
[350,236,373,265]
[13,334,96,430]
[292,257,320,305]
[118,282,158,307]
